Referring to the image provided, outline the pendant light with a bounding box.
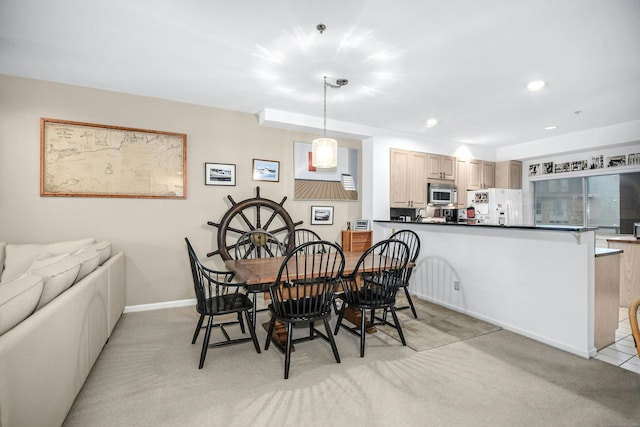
[312,76,347,168]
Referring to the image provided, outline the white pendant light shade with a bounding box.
[312,137,338,168]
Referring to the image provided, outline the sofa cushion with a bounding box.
[71,247,101,282]
[27,254,82,310]
[0,238,95,283]
[84,241,112,265]
[0,274,44,335]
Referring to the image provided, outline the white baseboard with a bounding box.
[124,298,196,313]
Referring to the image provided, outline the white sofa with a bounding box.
[0,239,125,427]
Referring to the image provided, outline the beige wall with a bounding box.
[0,75,362,306]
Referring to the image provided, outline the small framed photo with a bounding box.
[252,159,280,182]
[353,219,369,230]
[311,206,334,225]
[205,162,236,186]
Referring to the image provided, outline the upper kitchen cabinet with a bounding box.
[390,148,428,208]
[467,159,495,190]
[495,160,522,189]
[426,153,455,181]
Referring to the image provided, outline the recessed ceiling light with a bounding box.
[426,118,438,128]
[544,125,557,130]
[527,80,546,92]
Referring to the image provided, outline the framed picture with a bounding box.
[293,141,359,201]
[252,159,280,182]
[205,162,235,186]
[311,206,334,225]
[353,219,369,230]
[40,118,186,199]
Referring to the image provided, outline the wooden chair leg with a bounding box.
[199,316,214,369]
[265,315,276,350]
[324,317,341,363]
[284,324,294,379]
[360,308,367,357]
[404,287,418,318]
[389,307,407,346]
[192,314,204,344]
[244,310,261,354]
[334,303,346,335]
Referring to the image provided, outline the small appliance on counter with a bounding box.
[457,207,476,223]
[442,208,458,223]
[634,222,640,239]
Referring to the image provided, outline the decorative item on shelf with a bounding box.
[606,155,626,168]
[353,219,369,230]
[311,75,348,169]
[347,221,351,230]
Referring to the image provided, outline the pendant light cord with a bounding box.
[323,76,327,138]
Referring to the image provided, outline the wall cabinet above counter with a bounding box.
[390,148,522,209]
[390,148,428,208]
[426,153,455,181]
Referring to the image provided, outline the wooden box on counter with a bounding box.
[341,230,372,251]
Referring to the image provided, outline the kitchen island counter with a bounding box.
[377,219,596,233]
[373,220,598,358]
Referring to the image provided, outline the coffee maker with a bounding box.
[442,208,458,223]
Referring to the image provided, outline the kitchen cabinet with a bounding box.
[495,160,522,189]
[390,148,428,208]
[607,237,640,307]
[454,158,469,208]
[456,159,495,206]
[426,153,455,180]
[468,159,495,190]
[594,249,621,350]
[342,230,372,252]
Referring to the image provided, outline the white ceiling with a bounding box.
[1,0,639,148]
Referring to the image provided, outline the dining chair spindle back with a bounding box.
[185,238,261,369]
[265,240,345,379]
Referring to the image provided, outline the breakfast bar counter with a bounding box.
[373,220,600,358]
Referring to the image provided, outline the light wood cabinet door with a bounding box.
[482,161,495,188]
[426,153,455,181]
[455,158,469,208]
[390,149,427,208]
[495,160,522,189]
[467,159,482,190]
[468,159,495,189]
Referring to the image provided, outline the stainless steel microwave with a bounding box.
[428,184,457,205]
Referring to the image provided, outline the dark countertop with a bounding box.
[375,220,597,233]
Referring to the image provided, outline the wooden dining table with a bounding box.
[224,250,369,286]
[224,250,413,350]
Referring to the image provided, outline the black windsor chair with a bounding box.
[265,240,345,379]
[333,239,410,357]
[385,229,421,318]
[234,230,287,328]
[283,228,322,254]
[185,238,261,369]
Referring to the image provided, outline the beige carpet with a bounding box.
[376,295,502,351]
[63,303,640,427]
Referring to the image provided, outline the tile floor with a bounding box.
[595,307,640,374]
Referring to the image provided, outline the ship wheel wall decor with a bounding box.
[207,186,302,260]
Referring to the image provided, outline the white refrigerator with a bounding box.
[466,188,523,226]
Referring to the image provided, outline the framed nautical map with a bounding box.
[40,118,187,199]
